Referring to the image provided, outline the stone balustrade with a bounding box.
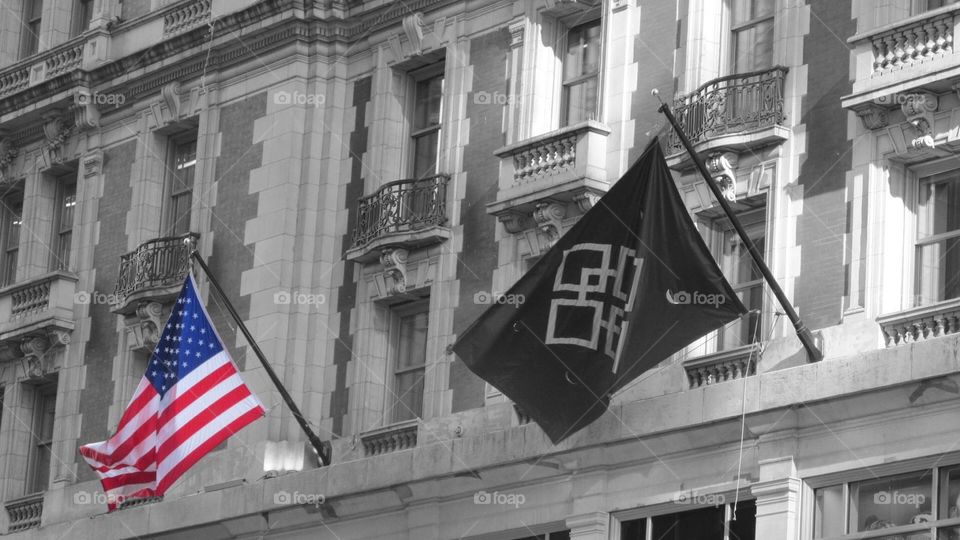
[163,0,213,36]
[868,9,955,74]
[684,344,760,389]
[877,298,960,347]
[361,423,419,457]
[0,271,77,341]
[5,493,43,533]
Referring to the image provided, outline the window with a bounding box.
[52,176,76,271]
[702,199,766,351]
[621,500,756,540]
[165,135,197,236]
[813,464,960,538]
[514,532,570,540]
[915,0,960,13]
[389,304,428,423]
[732,0,774,73]
[562,19,602,126]
[72,0,93,36]
[20,0,42,59]
[411,69,443,180]
[915,172,960,307]
[27,382,56,494]
[1,190,23,287]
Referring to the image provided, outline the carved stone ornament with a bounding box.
[401,13,425,56]
[73,89,101,130]
[40,114,71,168]
[706,152,738,202]
[380,247,410,295]
[126,301,166,352]
[0,136,18,178]
[901,92,939,149]
[854,103,889,131]
[533,201,567,247]
[0,329,70,380]
[573,191,600,213]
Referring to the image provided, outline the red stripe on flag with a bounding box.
[156,384,252,461]
[157,362,237,428]
[156,405,263,494]
[115,383,156,433]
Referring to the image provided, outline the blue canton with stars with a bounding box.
[147,275,225,397]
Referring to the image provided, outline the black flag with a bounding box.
[452,138,748,443]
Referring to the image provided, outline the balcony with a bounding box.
[0,35,85,102]
[877,298,960,347]
[5,493,43,533]
[345,175,451,263]
[112,233,198,314]
[665,67,789,170]
[844,5,960,110]
[0,271,77,345]
[487,121,610,224]
[683,344,760,389]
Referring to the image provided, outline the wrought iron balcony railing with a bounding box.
[113,232,198,310]
[5,493,43,532]
[352,175,449,249]
[666,66,789,155]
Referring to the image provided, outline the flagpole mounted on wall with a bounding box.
[653,89,823,363]
[187,245,332,466]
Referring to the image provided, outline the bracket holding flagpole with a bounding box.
[652,89,823,363]
[185,240,332,466]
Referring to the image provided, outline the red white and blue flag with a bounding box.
[80,274,265,510]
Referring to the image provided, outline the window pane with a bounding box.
[392,369,424,422]
[620,517,647,539]
[564,77,599,125]
[652,506,725,540]
[31,445,51,493]
[396,311,428,370]
[849,471,932,533]
[914,238,960,306]
[814,485,845,538]
[174,140,197,192]
[730,500,757,540]
[919,178,960,238]
[170,192,192,236]
[734,0,775,24]
[734,21,774,73]
[413,130,439,179]
[414,75,443,131]
[941,465,960,519]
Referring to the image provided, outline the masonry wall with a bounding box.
[329,75,371,437]
[450,29,511,413]
[75,139,134,482]
[795,0,856,330]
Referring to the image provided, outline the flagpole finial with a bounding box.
[183,234,197,255]
[651,88,666,109]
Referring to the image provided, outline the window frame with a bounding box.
[163,132,198,237]
[71,0,94,37]
[809,454,960,540]
[387,300,430,424]
[730,0,776,74]
[51,174,77,271]
[1,187,24,287]
[560,17,603,127]
[408,64,445,180]
[20,0,43,59]
[26,380,57,495]
[913,170,960,307]
[614,493,757,540]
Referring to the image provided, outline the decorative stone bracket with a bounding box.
[39,113,72,170]
[0,135,18,182]
[123,301,167,352]
[0,329,70,381]
[901,91,938,149]
[72,88,101,130]
[148,81,206,128]
[386,12,450,63]
[380,248,410,295]
[498,194,599,250]
[706,152,738,202]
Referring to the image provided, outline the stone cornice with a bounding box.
[0,0,462,123]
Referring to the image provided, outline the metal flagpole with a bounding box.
[654,91,823,362]
[188,249,332,466]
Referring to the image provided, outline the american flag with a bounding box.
[80,274,265,510]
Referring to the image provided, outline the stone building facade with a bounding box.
[0,0,957,538]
